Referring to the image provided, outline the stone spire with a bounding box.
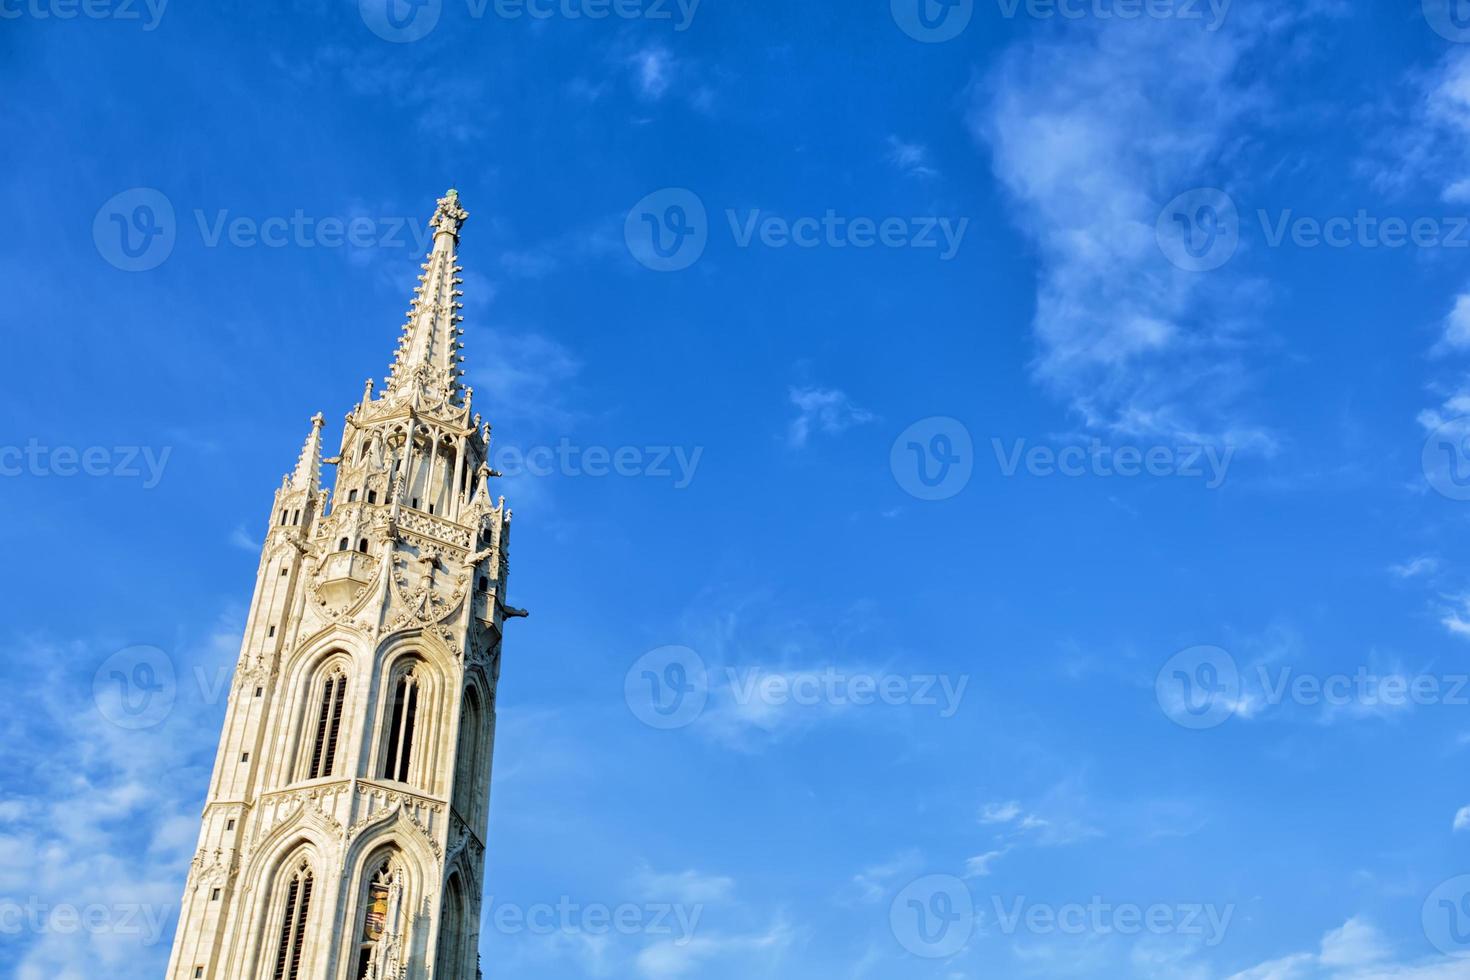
[385,189,469,408]
[288,412,325,491]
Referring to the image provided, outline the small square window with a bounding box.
[254,687,263,697]
[194,969,203,979]
[226,819,235,831]
[241,753,250,763]
[280,568,288,577]
[368,490,378,504]
[211,888,221,901]
[268,626,276,637]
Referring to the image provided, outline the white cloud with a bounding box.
[1,621,241,979]
[1440,593,1470,639]
[630,45,674,101]
[885,136,939,179]
[1456,806,1470,832]
[963,849,1008,878]
[967,15,1306,446]
[980,800,1023,824]
[632,867,737,905]
[851,851,923,904]
[1389,557,1439,579]
[785,386,874,449]
[228,526,259,552]
[635,922,794,980]
[1441,294,1470,352]
[1222,916,1470,980]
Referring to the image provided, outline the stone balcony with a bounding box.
[316,548,380,606]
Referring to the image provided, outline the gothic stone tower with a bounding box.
[166,191,520,980]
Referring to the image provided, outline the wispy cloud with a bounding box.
[635,921,794,980]
[465,327,584,429]
[785,386,874,449]
[1389,556,1439,579]
[885,136,939,180]
[630,44,675,101]
[966,15,1316,447]
[1,619,240,979]
[1221,915,1470,979]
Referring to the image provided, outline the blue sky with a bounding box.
[7,0,1470,977]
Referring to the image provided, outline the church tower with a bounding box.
[165,190,520,980]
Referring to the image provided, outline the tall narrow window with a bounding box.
[307,668,347,780]
[355,860,395,980]
[454,689,482,823]
[381,669,420,783]
[271,862,313,980]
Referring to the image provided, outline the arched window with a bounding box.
[438,873,466,976]
[354,858,401,980]
[381,667,421,783]
[271,860,314,980]
[453,688,483,823]
[338,537,350,552]
[306,666,347,780]
[358,538,369,554]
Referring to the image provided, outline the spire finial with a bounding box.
[384,191,471,407]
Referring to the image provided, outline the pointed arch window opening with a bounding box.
[355,858,402,980]
[307,667,348,780]
[271,861,314,980]
[382,668,420,784]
